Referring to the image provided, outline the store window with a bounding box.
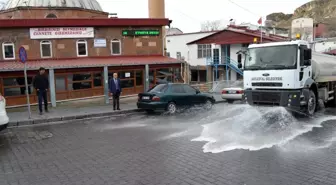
[76,40,87,57]
[149,70,155,88]
[67,73,92,90]
[136,70,143,86]
[156,68,173,84]
[2,42,15,60]
[40,40,52,58]
[3,77,33,96]
[111,39,121,55]
[55,76,66,91]
[120,79,135,88]
[119,71,134,79]
[93,73,103,87]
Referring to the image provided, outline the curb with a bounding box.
[8,101,227,128]
[8,108,142,127]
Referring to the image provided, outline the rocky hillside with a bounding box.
[266,0,336,28]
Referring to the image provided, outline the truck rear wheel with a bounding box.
[306,90,317,116]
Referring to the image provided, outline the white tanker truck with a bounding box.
[237,39,336,116]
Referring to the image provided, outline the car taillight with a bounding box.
[237,90,244,94]
[221,90,227,94]
[152,96,160,101]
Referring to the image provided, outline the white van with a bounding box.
[0,94,9,131]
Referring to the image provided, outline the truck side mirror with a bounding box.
[237,54,242,68]
[303,60,311,66]
[237,54,242,64]
[304,49,312,60]
[237,63,242,68]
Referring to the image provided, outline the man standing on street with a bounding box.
[109,72,122,110]
[33,67,49,115]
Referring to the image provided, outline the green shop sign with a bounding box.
[122,30,160,36]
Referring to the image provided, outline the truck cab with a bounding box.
[237,40,316,116]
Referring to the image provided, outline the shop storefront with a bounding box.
[0,64,182,106]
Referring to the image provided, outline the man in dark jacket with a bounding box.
[109,73,122,110]
[33,67,49,115]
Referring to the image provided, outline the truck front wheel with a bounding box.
[306,90,317,116]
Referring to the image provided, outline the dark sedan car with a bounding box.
[137,83,216,114]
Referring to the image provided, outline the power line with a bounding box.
[226,0,260,17]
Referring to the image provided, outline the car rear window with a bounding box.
[148,84,168,93]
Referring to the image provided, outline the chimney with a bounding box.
[148,0,165,18]
[148,0,166,56]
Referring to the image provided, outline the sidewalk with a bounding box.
[7,96,139,127]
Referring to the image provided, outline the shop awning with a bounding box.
[0,55,182,71]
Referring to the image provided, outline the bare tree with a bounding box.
[201,20,224,31]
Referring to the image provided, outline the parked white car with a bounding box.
[0,94,9,131]
[221,80,244,103]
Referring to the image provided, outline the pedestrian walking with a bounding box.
[33,67,49,115]
[109,72,122,110]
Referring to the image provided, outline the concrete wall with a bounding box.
[166,32,215,64]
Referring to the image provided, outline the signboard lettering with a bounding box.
[251,77,283,81]
[122,30,160,36]
[94,39,106,47]
[30,27,94,39]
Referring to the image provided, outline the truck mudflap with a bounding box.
[244,89,305,112]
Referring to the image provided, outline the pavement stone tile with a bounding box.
[1,107,336,185]
[7,96,138,126]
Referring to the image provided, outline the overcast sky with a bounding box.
[98,0,311,32]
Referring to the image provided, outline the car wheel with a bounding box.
[306,90,317,116]
[227,100,234,104]
[166,102,177,114]
[204,99,213,110]
[0,124,8,131]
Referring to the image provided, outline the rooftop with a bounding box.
[0,0,103,12]
[166,30,218,37]
[187,25,287,45]
[0,18,171,27]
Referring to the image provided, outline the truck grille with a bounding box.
[252,82,282,87]
[251,91,281,104]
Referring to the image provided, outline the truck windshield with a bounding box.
[244,45,297,70]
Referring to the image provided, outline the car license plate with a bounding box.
[142,96,150,100]
[229,91,236,94]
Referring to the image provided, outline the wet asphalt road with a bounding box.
[1,104,336,185]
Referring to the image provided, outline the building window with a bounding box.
[136,70,143,86]
[197,44,211,58]
[176,52,181,59]
[111,39,121,55]
[166,52,170,57]
[40,41,52,58]
[108,71,135,89]
[2,42,15,60]
[45,13,57,18]
[93,73,102,87]
[3,77,34,96]
[67,73,92,90]
[76,40,88,57]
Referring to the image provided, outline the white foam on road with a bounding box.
[191,104,336,153]
[94,115,154,131]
